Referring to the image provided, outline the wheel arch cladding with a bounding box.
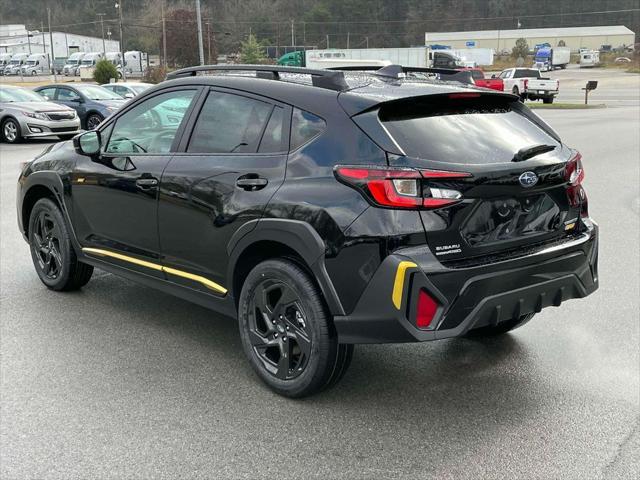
[227,219,346,316]
[21,183,61,235]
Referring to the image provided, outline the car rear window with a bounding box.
[513,69,541,79]
[379,96,560,164]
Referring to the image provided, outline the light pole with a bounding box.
[115,1,126,80]
[195,0,205,65]
[97,13,106,54]
[161,1,167,67]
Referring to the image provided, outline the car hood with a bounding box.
[2,101,75,113]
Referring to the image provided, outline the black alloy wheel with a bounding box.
[86,114,103,130]
[248,278,312,380]
[31,209,63,280]
[238,258,353,397]
[28,198,93,291]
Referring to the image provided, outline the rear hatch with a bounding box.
[369,93,584,263]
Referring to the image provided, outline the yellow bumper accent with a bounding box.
[82,248,227,295]
[392,261,417,310]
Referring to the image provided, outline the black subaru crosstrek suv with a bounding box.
[17,65,598,397]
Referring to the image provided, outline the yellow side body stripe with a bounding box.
[82,248,227,295]
[392,261,417,310]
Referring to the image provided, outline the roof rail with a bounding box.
[165,64,349,91]
[329,64,475,85]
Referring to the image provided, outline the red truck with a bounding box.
[458,67,504,91]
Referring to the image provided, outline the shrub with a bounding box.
[142,66,168,84]
[512,37,529,59]
[93,59,119,84]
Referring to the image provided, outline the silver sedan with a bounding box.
[0,85,82,143]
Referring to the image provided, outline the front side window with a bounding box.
[187,91,272,154]
[57,88,81,101]
[106,89,197,155]
[290,108,325,150]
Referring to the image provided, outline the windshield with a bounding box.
[81,59,94,65]
[67,59,79,65]
[74,85,122,100]
[10,60,21,64]
[0,87,46,103]
[26,60,37,65]
[380,96,560,165]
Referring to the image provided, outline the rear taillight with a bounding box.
[416,289,439,329]
[565,152,588,216]
[523,79,529,91]
[335,166,471,210]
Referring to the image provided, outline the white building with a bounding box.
[0,24,120,60]
[425,26,636,52]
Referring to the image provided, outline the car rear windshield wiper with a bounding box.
[512,144,556,162]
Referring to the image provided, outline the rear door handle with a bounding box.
[136,177,158,189]
[236,176,268,191]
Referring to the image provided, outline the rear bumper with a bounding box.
[334,222,599,343]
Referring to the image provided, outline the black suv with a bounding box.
[17,65,598,397]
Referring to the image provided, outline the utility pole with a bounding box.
[27,29,32,54]
[161,1,167,67]
[326,34,329,49]
[365,36,369,48]
[47,8,57,80]
[206,22,211,64]
[347,32,350,49]
[41,21,46,54]
[97,13,106,54]
[290,19,294,48]
[115,1,126,80]
[195,0,204,65]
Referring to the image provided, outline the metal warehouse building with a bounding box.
[425,26,636,52]
[0,24,120,59]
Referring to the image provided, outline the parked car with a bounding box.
[498,67,560,103]
[101,82,154,99]
[17,65,598,397]
[458,67,503,91]
[0,85,81,143]
[33,84,126,130]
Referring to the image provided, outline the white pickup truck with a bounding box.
[497,68,559,104]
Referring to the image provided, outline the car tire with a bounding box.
[238,258,349,397]
[1,117,21,143]
[543,97,554,104]
[463,313,535,338]
[85,113,104,130]
[28,198,93,291]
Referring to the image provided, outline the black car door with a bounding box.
[158,88,290,295]
[71,87,200,277]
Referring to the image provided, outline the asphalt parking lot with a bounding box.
[1,105,638,478]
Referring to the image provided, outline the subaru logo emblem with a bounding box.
[519,171,538,188]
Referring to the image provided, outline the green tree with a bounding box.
[512,37,529,59]
[93,59,119,84]
[240,34,268,64]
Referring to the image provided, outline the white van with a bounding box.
[20,53,50,76]
[63,52,86,76]
[124,51,148,76]
[580,50,600,68]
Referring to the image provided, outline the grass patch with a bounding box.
[525,102,606,109]
[626,67,640,74]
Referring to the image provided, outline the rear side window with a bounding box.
[379,97,560,165]
[188,91,272,154]
[290,108,325,150]
[514,69,541,79]
[470,70,484,80]
[258,106,285,153]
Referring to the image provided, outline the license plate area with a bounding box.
[460,194,564,247]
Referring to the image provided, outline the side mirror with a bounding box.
[73,131,101,156]
[124,93,134,99]
[491,74,496,79]
[71,96,83,103]
[42,95,50,101]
